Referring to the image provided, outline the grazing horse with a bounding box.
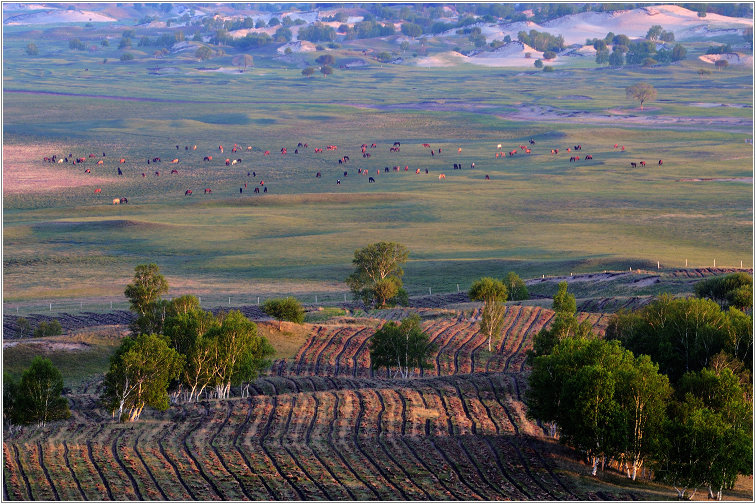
[204,188,212,194]
[316,172,321,178]
[630,162,637,168]
[112,198,120,205]
[171,169,178,174]
[640,161,646,167]
[97,160,104,165]
[585,155,593,160]
[225,159,231,166]
[369,177,375,183]
[658,159,663,166]
[155,171,160,176]
[393,142,400,146]
[171,158,179,163]
[485,175,490,180]
[263,186,267,193]
[153,157,161,163]
[118,167,123,175]
[84,169,91,174]
[185,189,192,196]
[204,156,212,161]
[263,151,270,156]
[120,158,125,163]
[120,197,128,204]
[422,143,431,148]
[438,174,446,179]
[219,145,224,153]
[529,139,536,145]
[254,187,259,193]
[94,188,101,194]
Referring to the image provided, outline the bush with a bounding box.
[262,297,305,329]
[542,50,556,60]
[534,59,543,68]
[25,42,38,56]
[543,65,554,72]
[33,320,62,338]
[69,38,86,50]
[120,52,135,61]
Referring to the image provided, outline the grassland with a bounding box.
[3,22,752,307]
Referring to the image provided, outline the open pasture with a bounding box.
[3,26,752,305]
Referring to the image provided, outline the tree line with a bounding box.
[526,274,752,499]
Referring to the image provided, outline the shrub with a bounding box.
[542,50,556,60]
[25,42,38,56]
[120,52,135,61]
[33,320,62,338]
[543,65,554,72]
[16,317,30,337]
[534,59,543,68]
[262,297,305,329]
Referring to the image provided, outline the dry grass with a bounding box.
[257,320,312,360]
[3,143,115,194]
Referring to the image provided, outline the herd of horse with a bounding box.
[42,139,661,204]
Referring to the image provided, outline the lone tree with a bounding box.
[714,59,728,71]
[5,357,70,426]
[301,66,315,77]
[626,82,657,110]
[195,45,213,61]
[124,263,169,335]
[346,242,409,308]
[320,64,333,77]
[504,271,529,301]
[232,54,253,72]
[25,42,39,56]
[369,314,436,378]
[469,277,508,351]
[263,297,305,329]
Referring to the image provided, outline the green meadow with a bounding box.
[3,26,752,305]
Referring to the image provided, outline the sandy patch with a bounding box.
[3,339,91,352]
[3,143,115,195]
[699,52,753,67]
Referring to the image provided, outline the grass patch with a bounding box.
[3,328,126,388]
[257,321,311,360]
[304,307,347,323]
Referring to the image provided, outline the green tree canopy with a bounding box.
[124,263,169,335]
[263,297,305,329]
[101,333,184,421]
[345,242,409,308]
[626,82,657,110]
[606,295,736,384]
[527,337,671,477]
[504,272,529,301]
[202,310,274,399]
[25,42,39,56]
[7,357,70,426]
[315,53,334,65]
[369,314,436,378]
[694,273,752,311]
[655,366,752,499]
[302,66,315,77]
[530,282,592,359]
[469,277,508,352]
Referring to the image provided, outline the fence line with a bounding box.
[3,264,751,317]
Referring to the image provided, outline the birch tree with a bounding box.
[469,277,508,351]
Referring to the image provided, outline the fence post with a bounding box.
[110,301,113,310]
[257,297,260,305]
[457,284,460,292]
[429,287,432,295]
[199,296,201,305]
[685,258,688,267]
[315,295,318,303]
[50,303,52,311]
[229,296,231,306]
[344,293,347,302]
[657,261,660,269]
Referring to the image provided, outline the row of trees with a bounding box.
[527,275,752,499]
[102,264,275,421]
